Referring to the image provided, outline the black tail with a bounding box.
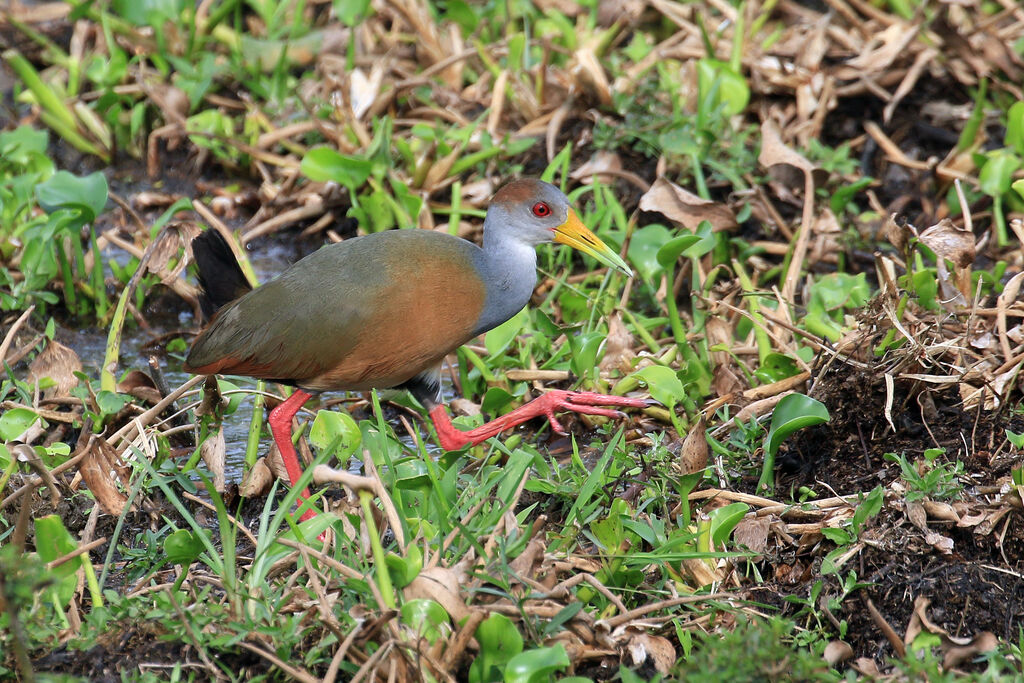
[192,230,253,319]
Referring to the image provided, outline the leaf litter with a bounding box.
[1,0,1024,680]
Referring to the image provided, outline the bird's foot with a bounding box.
[429,390,647,450]
[532,390,649,434]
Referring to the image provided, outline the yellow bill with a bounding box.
[553,209,632,276]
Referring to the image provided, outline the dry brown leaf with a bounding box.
[906,499,928,531]
[944,632,999,669]
[79,436,130,516]
[732,515,770,554]
[508,537,545,580]
[919,218,974,302]
[117,369,162,405]
[677,557,720,587]
[823,640,853,666]
[638,177,738,232]
[239,457,273,497]
[572,43,612,106]
[200,424,226,493]
[28,340,81,399]
[599,312,635,374]
[759,120,826,189]
[571,151,624,186]
[679,415,708,474]
[624,632,675,674]
[845,23,921,74]
[905,596,998,668]
[405,565,470,622]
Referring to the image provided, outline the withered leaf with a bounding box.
[638,177,738,232]
[28,340,81,399]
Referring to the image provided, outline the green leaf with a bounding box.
[36,170,108,222]
[485,307,528,357]
[111,0,185,26]
[979,149,1022,197]
[385,544,422,589]
[333,0,372,25]
[34,515,79,607]
[1012,178,1024,203]
[1005,101,1024,156]
[626,224,672,281]
[504,645,570,683]
[308,409,361,458]
[400,598,449,644]
[394,458,430,490]
[655,234,702,268]
[470,613,524,683]
[709,502,748,546]
[764,394,830,458]
[300,146,373,189]
[481,387,516,416]
[632,365,685,410]
[0,407,41,441]
[1006,429,1024,449]
[96,390,131,417]
[696,58,750,116]
[164,528,208,565]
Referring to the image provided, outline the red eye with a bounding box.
[532,202,551,217]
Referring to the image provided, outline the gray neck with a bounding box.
[470,217,538,336]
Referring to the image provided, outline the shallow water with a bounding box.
[63,238,307,479]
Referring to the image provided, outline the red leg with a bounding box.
[268,388,317,522]
[429,390,648,451]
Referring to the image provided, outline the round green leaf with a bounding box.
[632,365,685,409]
[400,598,449,644]
[308,409,361,458]
[764,393,830,458]
[0,407,41,441]
[504,645,570,683]
[35,170,108,222]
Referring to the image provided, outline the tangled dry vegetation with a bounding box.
[2,0,1024,680]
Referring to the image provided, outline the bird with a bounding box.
[184,179,648,521]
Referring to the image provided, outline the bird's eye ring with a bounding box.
[531,202,552,217]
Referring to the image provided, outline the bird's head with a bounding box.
[489,179,632,276]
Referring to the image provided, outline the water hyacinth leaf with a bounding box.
[385,544,422,588]
[400,598,449,643]
[470,613,523,683]
[697,58,750,116]
[96,390,131,418]
[481,386,516,416]
[36,170,108,222]
[300,146,374,188]
[504,645,570,683]
[754,353,801,384]
[485,307,528,357]
[0,407,41,440]
[709,502,749,546]
[34,515,79,607]
[627,224,673,281]
[569,331,604,383]
[764,394,830,459]
[394,458,430,490]
[979,149,1021,197]
[633,365,685,410]
[164,528,208,565]
[308,409,361,458]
